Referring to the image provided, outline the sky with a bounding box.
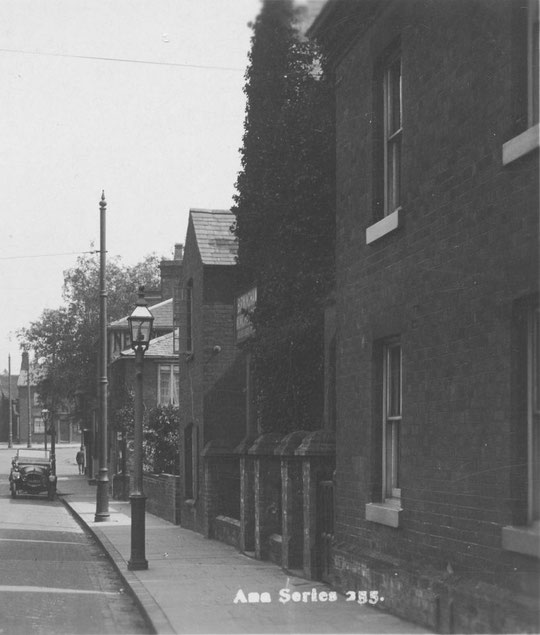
[0,0,264,373]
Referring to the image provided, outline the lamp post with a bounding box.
[127,286,154,571]
[95,191,110,522]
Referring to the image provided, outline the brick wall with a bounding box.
[321,0,539,630]
[143,472,181,524]
[177,221,245,535]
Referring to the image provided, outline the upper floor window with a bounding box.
[158,364,179,406]
[186,280,193,353]
[527,0,539,127]
[503,1,539,164]
[383,53,402,216]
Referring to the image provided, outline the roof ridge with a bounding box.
[190,208,232,215]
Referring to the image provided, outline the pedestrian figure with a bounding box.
[76,446,85,475]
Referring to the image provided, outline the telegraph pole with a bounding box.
[95,191,110,522]
[27,358,32,448]
[8,354,12,449]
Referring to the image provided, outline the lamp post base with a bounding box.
[128,493,148,570]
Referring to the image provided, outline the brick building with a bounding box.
[176,208,245,535]
[0,371,18,443]
[310,0,539,632]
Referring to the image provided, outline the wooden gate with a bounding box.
[316,479,334,582]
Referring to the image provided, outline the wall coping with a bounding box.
[248,432,283,455]
[275,430,310,456]
[295,429,336,456]
[233,435,258,455]
[201,439,236,457]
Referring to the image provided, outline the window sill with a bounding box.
[366,208,401,245]
[502,523,540,558]
[502,124,539,165]
[365,500,402,528]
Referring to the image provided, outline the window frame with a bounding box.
[503,0,539,164]
[383,340,402,501]
[527,0,539,129]
[527,307,539,524]
[365,338,403,528]
[366,45,403,244]
[502,304,540,557]
[157,363,179,406]
[383,53,402,217]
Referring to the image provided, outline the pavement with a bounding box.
[49,455,433,635]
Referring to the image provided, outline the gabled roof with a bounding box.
[190,208,237,266]
[120,330,177,360]
[109,297,173,330]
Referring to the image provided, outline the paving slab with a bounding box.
[57,472,433,635]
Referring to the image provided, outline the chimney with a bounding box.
[159,244,184,301]
[21,351,29,371]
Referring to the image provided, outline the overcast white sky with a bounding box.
[0,0,262,372]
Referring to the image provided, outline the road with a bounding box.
[0,444,149,635]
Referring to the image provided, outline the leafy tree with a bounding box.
[232,0,335,433]
[143,405,180,475]
[17,253,161,408]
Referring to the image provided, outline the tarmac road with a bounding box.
[0,444,150,635]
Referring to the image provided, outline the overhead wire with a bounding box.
[0,250,101,260]
[0,48,244,72]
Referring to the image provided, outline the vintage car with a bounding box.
[9,449,57,500]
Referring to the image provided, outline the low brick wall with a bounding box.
[214,515,240,548]
[143,472,181,525]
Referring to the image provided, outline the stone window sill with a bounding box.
[366,208,401,245]
[502,523,540,558]
[365,500,402,528]
[502,124,539,165]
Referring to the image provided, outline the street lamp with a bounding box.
[127,286,154,570]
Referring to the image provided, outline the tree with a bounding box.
[232,0,335,433]
[143,405,180,475]
[17,253,161,407]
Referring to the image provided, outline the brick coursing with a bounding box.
[314,0,539,631]
[177,213,246,535]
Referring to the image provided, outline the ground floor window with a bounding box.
[383,339,402,501]
[528,308,539,524]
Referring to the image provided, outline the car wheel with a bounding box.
[48,487,55,501]
[10,484,16,498]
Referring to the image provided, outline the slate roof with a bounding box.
[109,298,173,330]
[120,330,177,359]
[190,208,238,266]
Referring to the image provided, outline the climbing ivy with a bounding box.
[232,0,335,434]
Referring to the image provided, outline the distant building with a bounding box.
[176,208,245,535]
[0,371,18,443]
